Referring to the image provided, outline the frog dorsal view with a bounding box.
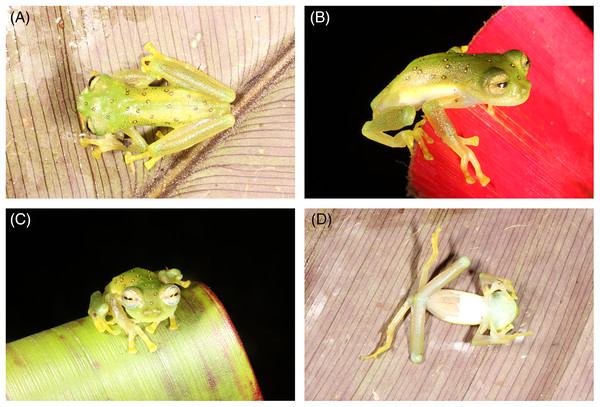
[77,42,236,170]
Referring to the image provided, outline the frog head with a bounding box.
[473,50,532,106]
[76,74,131,136]
[120,284,182,322]
[485,290,519,330]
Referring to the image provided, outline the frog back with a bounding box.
[374,49,531,112]
[105,268,161,296]
[78,74,231,136]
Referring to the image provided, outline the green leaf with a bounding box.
[6,6,295,198]
[7,282,262,400]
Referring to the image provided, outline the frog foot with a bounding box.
[127,326,158,353]
[488,320,533,344]
[411,119,434,160]
[90,314,121,335]
[480,273,518,300]
[80,133,126,159]
[125,151,161,170]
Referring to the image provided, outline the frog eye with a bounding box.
[88,75,101,89]
[122,288,142,308]
[162,285,181,306]
[85,117,97,134]
[488,73,510,96]
[521,54,530,74]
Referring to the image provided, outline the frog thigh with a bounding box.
[127,114,235,169]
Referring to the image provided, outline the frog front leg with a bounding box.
[422,96,491,186]
[362,106,434,159]
[104,293,158,353]
[79,128,149,159]
[472,319,533,346]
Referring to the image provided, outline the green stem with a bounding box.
[7,282,262,401]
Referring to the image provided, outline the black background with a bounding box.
[6,208,295,400]
[304,6,593,198]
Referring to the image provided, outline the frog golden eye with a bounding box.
[122,289,142,308]
[488,73,510,96]
[162,285,181,306]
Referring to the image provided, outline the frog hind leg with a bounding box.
[360,227,447,362]
[125,114,235,169]
[141,42,236,103]
[409,256,471,362]
[158,268,191,288]
[80,128,149,159]
[360,299,413,360]
[88,291,120,335]
[422,97,490,186]
[472,319,533,346]
[362,106,434,159]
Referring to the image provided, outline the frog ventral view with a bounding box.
[361,227,532,363]
[88,268,190,353]
[361,46,531,186]
[77,42,236,169]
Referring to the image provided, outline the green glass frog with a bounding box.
[77,42,236,169]
[361,227,532,363]
[362,46,531,186]
[88,268,190,353]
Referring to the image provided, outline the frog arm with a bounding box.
[472,319,533,346]
[88,291,120,335]
[79,128,149,159]
[479,272,519,300]
[421,95,490,186]
[361,106,434,159]
[409,256,471,362]
[104,293,158,353]
[158,268,191,288]
[125,114,235,169]
[141,42,236,103]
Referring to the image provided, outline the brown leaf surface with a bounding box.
[6,6,295,198]
[305,209,592,400]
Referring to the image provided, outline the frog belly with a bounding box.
[379,85,480,112]
[426,289,485,325]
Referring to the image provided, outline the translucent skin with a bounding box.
[88,267,190,353]
[77,42,236,169]
[361,227,533,363]
[362,46,531,186]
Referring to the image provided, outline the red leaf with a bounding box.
[410,6,593,198]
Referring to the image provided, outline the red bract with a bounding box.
[410,6,593,198]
